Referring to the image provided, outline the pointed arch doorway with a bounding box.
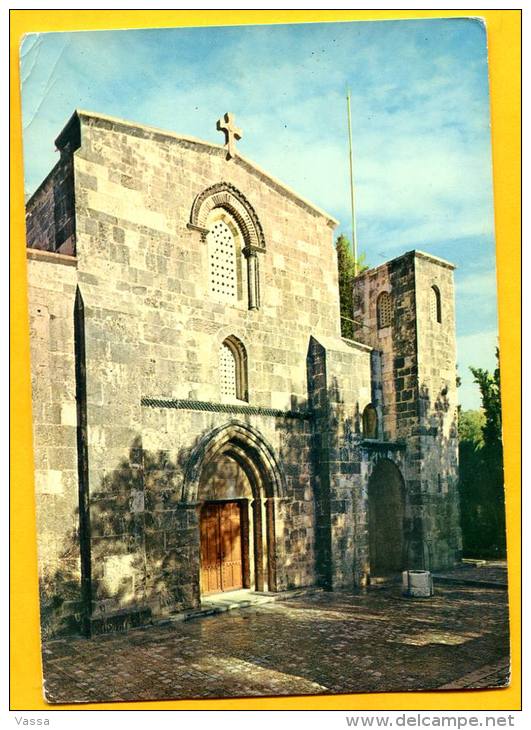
[184,422,286,597]
[198,455,252,594]
[368,458,406,576]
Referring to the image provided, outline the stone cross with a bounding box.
[216,112,242,160]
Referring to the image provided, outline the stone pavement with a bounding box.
[42,582,510,705]
[438,658,511,690]
[433,560,508,588]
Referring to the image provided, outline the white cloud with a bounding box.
[19,22,499,413]
[456,270,498,296]
[21,23,495,255]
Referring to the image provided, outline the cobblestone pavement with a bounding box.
[42,584,510,704]
[438,658,511,690]
[433,561,508,587]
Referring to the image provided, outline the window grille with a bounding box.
[219,337,248,402]
[377,291,392,329]
[219,341,238,399]
[208,220,238,302]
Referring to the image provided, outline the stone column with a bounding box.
[265,498,277,592]
[251,498,264,591]
[244,247,260,310]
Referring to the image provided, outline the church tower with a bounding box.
[352,250,461,572]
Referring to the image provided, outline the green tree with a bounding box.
[336,234,367,339]
[458,409,486,557]
[458,349,506,558]
[458,409,485,446]
[470,348,503,470]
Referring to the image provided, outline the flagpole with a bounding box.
[346,88,359,276]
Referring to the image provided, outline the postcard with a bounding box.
[18,16,510,704]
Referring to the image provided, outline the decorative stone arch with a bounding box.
[366,454,406,577]
[366,451,406,483]
[189,182,265,310]
[367,453,435,572]
[182,421,286,503]
[190,182,266,251]
[182,421,287,593]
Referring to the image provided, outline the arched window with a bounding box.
[377,291,392,329]
[362,403,378,439]
[430,285,442,323]
[219,336,248,402]
[190,183,265,310]
[207,211,242,304]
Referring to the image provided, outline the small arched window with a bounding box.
[362,404,378,439]
[430,285,442,323]
[377,291,392,329]
[219,336,248,402]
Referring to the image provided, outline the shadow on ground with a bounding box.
[42,580,510,704]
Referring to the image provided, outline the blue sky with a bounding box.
[20,18,498,409]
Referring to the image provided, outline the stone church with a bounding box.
[25,110,461,638]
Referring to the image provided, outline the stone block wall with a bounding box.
[414,254,461,568]
[26,110,349,634]
[82,403,317,629]
[307,335,372,589]
[77,291,153,630]
[66,110,341,406]
[65,110,341,627]
[26,252,81,637]
[26,155,76,256]
[78,402,318,629]
[352,251,461,570]
[352,251,419,443]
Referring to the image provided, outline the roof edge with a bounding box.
[69,109,339,227]
[358,248,456,277]
[412,249,456,270]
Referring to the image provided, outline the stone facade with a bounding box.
[352,252,461,572]
[25,110,461,638]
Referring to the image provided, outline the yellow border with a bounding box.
[10,9,521,711]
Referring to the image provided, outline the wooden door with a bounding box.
[220,502,243,591]
[200,503,222,594]
[200,501,243,594]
